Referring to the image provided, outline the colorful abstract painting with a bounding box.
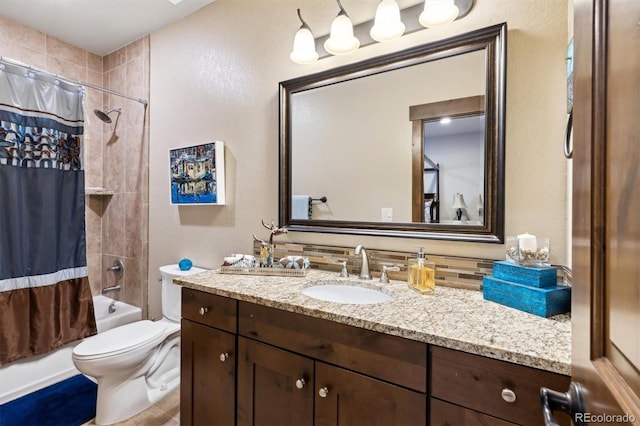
[169,141,225,205]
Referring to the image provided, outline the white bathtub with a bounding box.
[0,296,142,404]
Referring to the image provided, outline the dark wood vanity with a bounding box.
[180,287,569,425]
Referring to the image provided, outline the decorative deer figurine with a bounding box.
[253,220,288,267]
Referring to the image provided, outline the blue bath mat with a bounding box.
[0,374,97,426]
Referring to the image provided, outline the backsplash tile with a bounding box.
[254,241,571,291]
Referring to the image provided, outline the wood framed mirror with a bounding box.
[279,23,506,243]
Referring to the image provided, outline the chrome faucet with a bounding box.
[354,245,372,280]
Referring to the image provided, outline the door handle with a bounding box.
[540,381,585,426]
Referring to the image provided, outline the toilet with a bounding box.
[72,264,205,425]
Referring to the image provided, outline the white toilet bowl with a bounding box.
[72,264,205,425]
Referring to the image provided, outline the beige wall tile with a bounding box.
[0,16,46,52]
[87,52,103,73]
[87,253,103,296]
[0,42,46,68]
[85,197,103,255]
[125,123,145,192]
[123,256,142,307]
[126,56,145,100]
[46,36,86,67]
[104,128,126,192]
[125,192,143,259]
[86,69,103,87]
[104,193,125,256]
[126,37,144,60]
[45,56,85,81]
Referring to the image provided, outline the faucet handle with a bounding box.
[380,265,400,284]
[336,260,349,278]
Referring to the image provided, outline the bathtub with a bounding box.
[0,295,142,404]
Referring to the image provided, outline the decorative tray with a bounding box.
[219,266,309,277]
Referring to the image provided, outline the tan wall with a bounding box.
[149,0,569,318]
[0,16,150,315]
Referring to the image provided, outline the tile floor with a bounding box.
[83,388,180,426]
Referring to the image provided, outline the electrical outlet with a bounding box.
[381,207,393,222]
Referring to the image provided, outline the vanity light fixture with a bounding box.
[370,0,405,42]
[419,0,460,28]
[439,116,452,124]
[324,0,360,55]
[290,9,319,64]
[289,0,474,64]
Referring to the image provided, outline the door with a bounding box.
[314,362,427,426]
[181,319,236,426]
[237,337,314,426]
[549,0,640,423]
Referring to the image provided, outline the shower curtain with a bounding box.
[0,61,97,365]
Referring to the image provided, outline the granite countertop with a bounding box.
[175,269,571,375]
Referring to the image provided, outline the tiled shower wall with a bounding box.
[98,39,150,315]
[0,16,150,316]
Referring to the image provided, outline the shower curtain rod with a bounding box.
[0,56,148,105]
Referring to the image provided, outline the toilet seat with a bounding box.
[73,320,168,361]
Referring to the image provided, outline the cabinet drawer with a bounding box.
[431,346,570,425]
[238,301,427,393]
[430,398,516,426]
[181,287,237,332]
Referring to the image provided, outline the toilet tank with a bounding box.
[159,264,207,321]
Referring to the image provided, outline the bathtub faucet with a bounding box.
[102,285,121,295]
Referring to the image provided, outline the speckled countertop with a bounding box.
[175,269,571,375]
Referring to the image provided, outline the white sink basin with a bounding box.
[300,281,393,304]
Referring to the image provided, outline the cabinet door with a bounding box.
[315,362,426,426]
[237,337,314,426]
[430,398,516,426]
[181,319,236,426]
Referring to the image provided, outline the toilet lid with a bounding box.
[73,320,167,359]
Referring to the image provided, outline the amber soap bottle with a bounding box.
[408,247,435,295]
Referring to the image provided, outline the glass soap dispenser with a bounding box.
[408,247,436,295]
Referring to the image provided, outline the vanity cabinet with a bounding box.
[237,301,428,426]
[180,287,569,426]
[181,288,237,426]
[430,346,571,426]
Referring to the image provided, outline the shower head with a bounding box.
[93,108,121,124]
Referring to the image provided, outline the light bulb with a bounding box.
[324,1,359,55]
[290,9,318,64]
[370,0,405,42]
[419,0,459,28]
[290,28,318,64]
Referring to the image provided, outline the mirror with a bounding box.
[279,23,506,243]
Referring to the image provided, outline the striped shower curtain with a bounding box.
[0,61,97,365]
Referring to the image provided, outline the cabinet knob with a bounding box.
[318,387,329,398]
[295,378,306,389]
[501,388,517,403]
[198,307,209,315]
[219,352,230,362]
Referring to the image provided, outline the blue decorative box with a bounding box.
[482,276,571,318]
[493,260,557,288]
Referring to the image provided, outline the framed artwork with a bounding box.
[169,141,225,205]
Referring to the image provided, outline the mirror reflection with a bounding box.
[280,24,506,242]
[421,114,485,225]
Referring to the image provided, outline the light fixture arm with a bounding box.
[296,8,311,31]
[335,0,348,16]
